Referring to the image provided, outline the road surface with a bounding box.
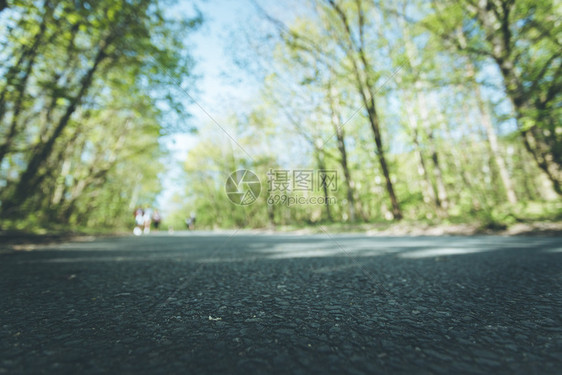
[1,232,562,374]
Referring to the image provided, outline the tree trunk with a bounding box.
[267,195,276,227]
[2,37,110,215]
[469,4,562,195]
[410,86,449,212]
[400,12,448,212]
[472,77,518,204]
[455,28,518,204]
[51,159,71,205]
[404,95,438,207]
[364,97,402,220]
[426,129,449,210]
[521,126,562,195]
[315,145,333,222]
[416,90,449,211]
[327,83,357,222]
[328,0,402,220]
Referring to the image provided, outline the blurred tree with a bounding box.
[0,0,201,229]
[423,0,562,194]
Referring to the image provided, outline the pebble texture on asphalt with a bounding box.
[1,233,561,374]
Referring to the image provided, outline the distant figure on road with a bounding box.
[185,212,196,230]
[152,209,161,231]
[134,208,144,236]
[143,208,152,234]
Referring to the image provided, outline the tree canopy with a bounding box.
[1,0,560,232]
[0,0,201,230]
[176,0,561,230]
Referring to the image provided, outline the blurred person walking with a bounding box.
[185,212,196,230]
[134,208,144,236]
[152,209,161,231]
[143,208,152,234]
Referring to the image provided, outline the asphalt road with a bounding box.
[1,232,562,374]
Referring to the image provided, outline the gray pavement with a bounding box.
[1,232,562,374]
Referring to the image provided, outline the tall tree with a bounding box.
[260,0,404,219]
[323,0,403,219]
[0,0,201,227]
[424,0,562,194]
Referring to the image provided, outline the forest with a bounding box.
[0,0,201,231]
[0,0,561,232]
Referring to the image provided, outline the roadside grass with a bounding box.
[2,201,560,241]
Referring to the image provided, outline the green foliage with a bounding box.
[168,0,560,230]
[2,0,559,232]
[0,0,200,231]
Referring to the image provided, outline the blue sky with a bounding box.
[157,0,258,214]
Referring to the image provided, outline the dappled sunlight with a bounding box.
[260,242,485,260]
[252,235,562,261]
[398,247,489,259]
[254,237,406,259]
[10,234,562,264]
[266,247,348,259]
